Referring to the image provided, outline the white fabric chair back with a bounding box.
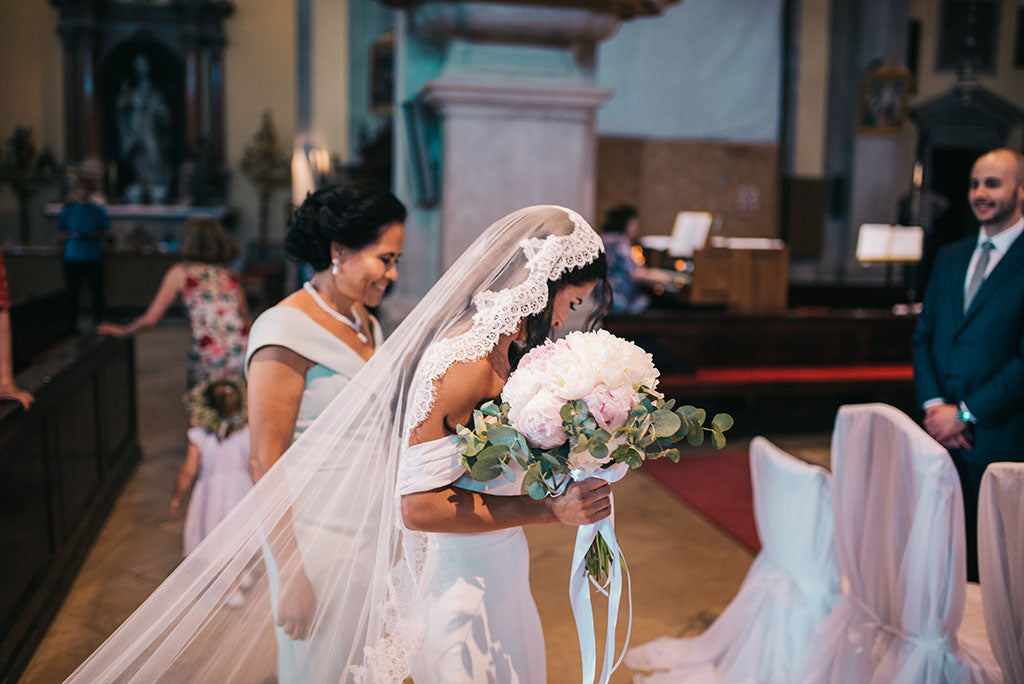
[627,438,838,684]
[751,436,838,614]
[979,462,1024,682]
[798,403,997,684]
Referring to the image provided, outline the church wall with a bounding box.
[900,0,1024,189]
[0,2,65,244]
[224,0,297,246]
[312,0,351,164]
[593,0,784,239]
[793,0,831,179]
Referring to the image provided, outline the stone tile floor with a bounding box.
[20,323,831,684]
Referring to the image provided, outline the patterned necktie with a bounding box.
[964,239,995,312]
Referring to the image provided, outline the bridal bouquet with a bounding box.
[451,329,733,579]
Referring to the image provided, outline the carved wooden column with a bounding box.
[55,2,103,168]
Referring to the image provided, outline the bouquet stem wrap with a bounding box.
[567,468,632,684]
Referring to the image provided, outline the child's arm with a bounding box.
[170,442,201,516]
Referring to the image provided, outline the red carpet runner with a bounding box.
[642,449,760,553]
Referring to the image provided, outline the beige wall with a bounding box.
[312,0,350,163]
[0,2,64,242]
[793,0,831,178]
[225,0,297,245]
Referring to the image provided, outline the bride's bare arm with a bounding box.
[403,358,611,532]
[402,479,611,532]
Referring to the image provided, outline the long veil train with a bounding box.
[66,205,605,683]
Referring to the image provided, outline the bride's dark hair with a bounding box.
[510,251,612,369]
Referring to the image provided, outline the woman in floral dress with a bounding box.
[98,217,250,388]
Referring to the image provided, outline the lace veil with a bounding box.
[66,205,605,683]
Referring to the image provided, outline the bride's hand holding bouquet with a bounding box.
[452,329,733,579]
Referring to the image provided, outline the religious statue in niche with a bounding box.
[117,54,171,203]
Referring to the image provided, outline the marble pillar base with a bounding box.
[423,77,610,267]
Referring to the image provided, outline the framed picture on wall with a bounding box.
[857,63,911,136]
[369,31,394,114]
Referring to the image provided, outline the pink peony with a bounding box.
[582,384,635,431]
[513,389,568,450]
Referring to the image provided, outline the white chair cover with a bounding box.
[626,437,839,684]
[979,462,1024,682]
[797,403,999,684]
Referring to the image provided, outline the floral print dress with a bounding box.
[181,263,249,388]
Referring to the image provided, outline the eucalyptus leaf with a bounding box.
[589,441,609,460]
[650,410,682,438]
[712,413,734,432]
[572,435,590,454]
[468,446,505,481]
[560,403,575,422]
[610,444,631,462]
[487,424,520,447]
[473,412,488,435]
[625,446,644,468]
[499,461,516,483]
[662,398,676,411]
[711,427,726,449]
[541,450,566,469]
[687,429,705,447]
[480,401,500,417]
[664,448,681,463]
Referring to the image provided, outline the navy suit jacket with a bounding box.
[912,232,1024,466]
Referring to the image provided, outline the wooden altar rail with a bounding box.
[0,336,141,682]
[604,309,920,432]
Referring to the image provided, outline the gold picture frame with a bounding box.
[857,63,911,136]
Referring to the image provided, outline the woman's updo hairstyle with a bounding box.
[510,251,612,370]
[285,182,407,271]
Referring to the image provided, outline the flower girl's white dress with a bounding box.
[400,436,547,684]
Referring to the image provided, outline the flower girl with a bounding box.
[171,377,252,557]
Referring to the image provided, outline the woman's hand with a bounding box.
[277,566,317,640]
[96,323,129,337]
[0,383,33,410]
[547,478,612,526]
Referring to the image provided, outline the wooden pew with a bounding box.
[0,336,141,682]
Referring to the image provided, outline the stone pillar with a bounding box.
[414,5,618,267]
[821,0,911,283]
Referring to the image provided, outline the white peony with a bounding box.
[512,388,568,449]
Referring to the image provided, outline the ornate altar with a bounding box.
[50,0,234,206]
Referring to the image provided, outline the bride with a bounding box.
[66,205,613,683]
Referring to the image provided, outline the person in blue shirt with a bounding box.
[57,185,109,326]
[602,204,650,314]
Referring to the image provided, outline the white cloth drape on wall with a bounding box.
[626,436,839,684]
[797,403,999,684]
[979,462,1024,682]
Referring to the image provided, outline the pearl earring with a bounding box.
[331,258,339,276]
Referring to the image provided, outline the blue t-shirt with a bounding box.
[58,202,109,262]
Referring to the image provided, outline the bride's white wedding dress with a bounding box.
[64,205,603,684]
[400,437,546,684]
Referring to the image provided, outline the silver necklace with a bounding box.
[303,281,368,344]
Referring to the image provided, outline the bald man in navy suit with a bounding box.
[913,148,1024,582]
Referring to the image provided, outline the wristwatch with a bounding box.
[956,407,975,423]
